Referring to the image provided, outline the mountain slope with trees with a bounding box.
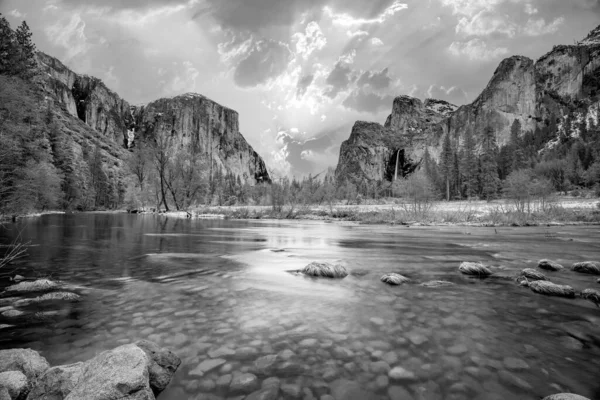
[335,24,600,201]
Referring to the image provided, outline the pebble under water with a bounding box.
[1,213,600,400]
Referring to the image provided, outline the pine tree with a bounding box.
[14,21,37,78]
[461,130,477,199]
[480,127,500,201]
[440,133,453,201]
[0,14,18,75]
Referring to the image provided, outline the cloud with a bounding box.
[370,37,384,46]
[323,0,408,27]
[346,30,369,38]
[230,39,292,88]
[296,74,315,98]
[448,38,508,61]
[9,9,25,18]
[455,10,517,37]
[426,84,468,104]
[523,17,564,36]
[323,61,355,98]
[524,3,538,15]
[356,68,392,90]
[440,0,504,17]
[342,88,394,113]
[292,21,327,59]
[45,13,90,61]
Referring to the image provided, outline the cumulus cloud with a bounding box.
[356,68,392,90]
[455,10,516,37]
[9,9,25,17]
[523,17,564,36]
[342,88,394,113]
[223,38,292,88]
[322,52,357,98]
[323,0,408,27]
[292,21,327,59]
[370,37,384,46]
[45,13,90,61]
[296,74,315,98]
[448,38,508,61]
[426,85,468,104]
[524,3,538,15]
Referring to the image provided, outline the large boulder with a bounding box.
[459,262,492,277]
[26,362,83,400]
[64,344,154,400]
[0,371,29,400]
[0,349,50,381]
[380,273,410,285]
[301,262,348,278]
[134,340,181,395]
[538,259,564,271]
[542,394,590,400]
[529,281,575,298]
[572,262,600,275]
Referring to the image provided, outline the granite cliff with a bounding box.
[36,52,269,185]
[336,25,600,184]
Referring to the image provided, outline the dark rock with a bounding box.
[134,340,181,395]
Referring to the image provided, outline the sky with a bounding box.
[1,0,599,178]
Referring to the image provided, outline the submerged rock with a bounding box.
[459,262,492,277]
[542,394,591,400]
[380,273,410,285]
[580,289,600,307]
[419,280,454,288]
[529,281,575,298]
[538,259,564,271]
[301,262,348,278]
[572,262,600,275]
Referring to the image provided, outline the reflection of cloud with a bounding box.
[448,39,508,61]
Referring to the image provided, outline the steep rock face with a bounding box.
[447,55,537,149]
[133,93,270,184]
[35,52,270,185]
[335,121,416,183]
[36,52,133,146]
[335,25,600,184]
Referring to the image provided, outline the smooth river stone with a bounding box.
[388,366,417,381]
[189,359,226,376]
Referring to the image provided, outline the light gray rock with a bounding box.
[0,348,50,381]
[0,371,28,400]
[542,394,591,400]
[64,344,153,400]
[5,280,60,294]
[26,362,83,400]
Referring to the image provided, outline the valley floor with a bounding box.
[179,196,600,226]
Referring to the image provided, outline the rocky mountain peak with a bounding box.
[580,24,600,45]
[424,98,457,117]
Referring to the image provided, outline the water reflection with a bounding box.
[1,214,600,400]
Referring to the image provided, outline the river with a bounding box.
[1,213,599,399]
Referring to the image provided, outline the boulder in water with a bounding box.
[580,289,600,307]
[420,280,454,288]
[301,262,348,278]
[572,262,600,275]
[4,279,60,294]
[380,273,410,285]
[518,268,547,281]
[538,259,564,271]
[529,281,575,298]
[134,339,181,395]
[542,394,591,400]
[459,262,492,277]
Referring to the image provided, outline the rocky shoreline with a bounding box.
[0,340,180,400]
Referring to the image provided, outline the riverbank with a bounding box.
[170,197,600,227]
